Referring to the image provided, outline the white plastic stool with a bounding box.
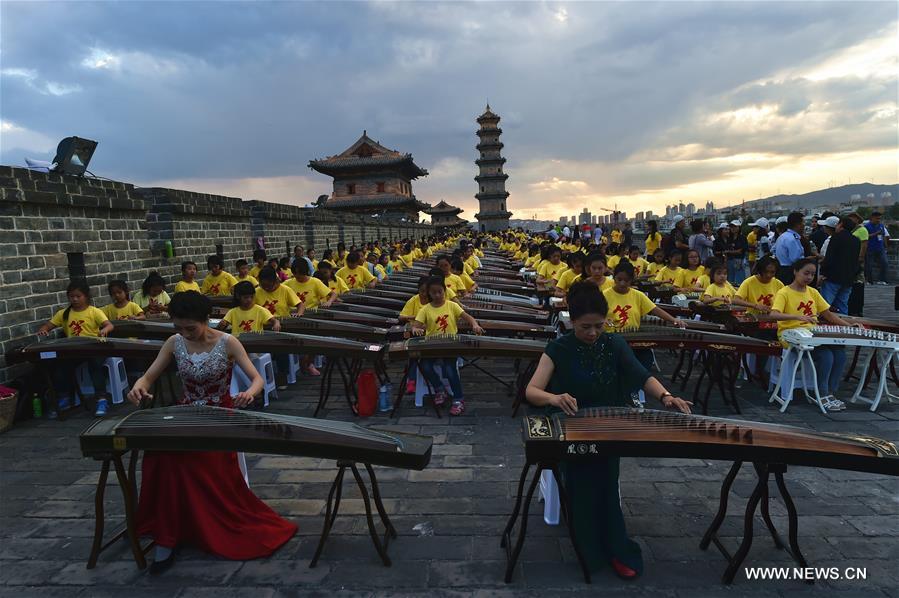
[414,360,460,408]
[76,358,129,404]
[231,353,276,407]
[538,469,560,525]
[286,354,301,385]
[768,348,826,413]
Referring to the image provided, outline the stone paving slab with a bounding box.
[0,286,897,596]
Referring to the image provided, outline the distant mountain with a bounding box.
[738,183,898,212]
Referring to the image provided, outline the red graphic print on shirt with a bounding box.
[797,300,814,316]
[758,293,774,307]
[347,274,358,287]
[68,319,86,336]
[208,283,221,295]
[298,291,309,303]
[239,320,254,332]
[262,300,278,314]
[612,304,632,328]
[436,314,450,333]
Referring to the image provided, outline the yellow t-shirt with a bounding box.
[444,273,466,294]
[400,254,415,269]
[611,230,623,243]
[736,276,784,314]
[102,301,144,320]
[772,286,830,341]
[388,260,405,273]
[201,271,238,296]
[328,277,349,295]
[223,304,272,337]
[703,282,737,304]
[525,255,540,268]
[537,261,568,282]
[607,255,622,270]
[464,255,479,271]
[459,272,477,292]
[695,274,710,290]
[236,274,259,287]
[627,257,650,278]
[248,265,264,279]
[645,262,664,278]
[334,255,347,268]
[132,290,171,309]
[645,232,662,256]
[254,284,301,317]
[400,295,427,319]
[746,230,758,263]
[50,306,109,337]
[285,277,332,309]
[674,267,706,289]
[655,266,682,284]
[463,262,475,276]
[603,288,656,330]
[375,264,388,280]
[555,269,582,293]
[174,280,201,294]
[587,277,614,292]
[415,300,465,336]
[336,265,376,290]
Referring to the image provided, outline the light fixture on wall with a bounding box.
[52,136,98,176]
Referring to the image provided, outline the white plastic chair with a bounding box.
[76,358,129,404]
[538,469,560,526]
[231,354,276,407]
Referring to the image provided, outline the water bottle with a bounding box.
[32,394,42,418]
[378,384,392,412]
[164,240,174,258]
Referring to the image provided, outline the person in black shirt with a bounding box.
[724,221,747,285]
[819,216,861,314]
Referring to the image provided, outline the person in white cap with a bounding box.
[669,215,689,258]
[816,215,840,258]
[747,217,772,266]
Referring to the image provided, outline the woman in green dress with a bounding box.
[525,281,693,579]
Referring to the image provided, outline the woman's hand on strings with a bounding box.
[550,392,578,416]
[662,394,693,414]
[232,391,255,408]
[127,386,153,407]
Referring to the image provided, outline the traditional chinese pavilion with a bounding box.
[308,132,430,222]
[425,200,468,232]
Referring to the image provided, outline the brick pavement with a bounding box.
[0,286,897,597]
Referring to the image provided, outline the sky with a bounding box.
[1,1,897,221]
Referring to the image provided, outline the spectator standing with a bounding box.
[773,212,805,285]
[817,216,839,258]
[819,216,860,314]
[847,213,868,316]
[713,223,729,260]
[810,213,831,253]
[688,219,715,263]
[864,211,890,284]
[749,218,772,261]
[670,215,689,258]
[725,220,747,285]
[623,223,633,249]
[644,221,662,257]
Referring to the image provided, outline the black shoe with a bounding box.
[149,552,176,576]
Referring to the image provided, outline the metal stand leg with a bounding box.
[309,464,346,568]
[87,459,111,569]
[389,362,411,418]
[700,460,742,551]
[112,455,146,569]
[550,464,591,584]
[313,359,337,417]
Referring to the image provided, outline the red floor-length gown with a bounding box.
[136,334,297,559]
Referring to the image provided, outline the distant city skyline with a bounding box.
[1,2,896,219]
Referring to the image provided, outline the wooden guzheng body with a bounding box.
[387,334,545,361]
[6,336,164,364]
[301,308,399,328]
[503,407,898,585]
[80,405,432,570]
[277,317,389,343]
[616,325,783,355]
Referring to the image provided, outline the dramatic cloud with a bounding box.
[1,1,896,220]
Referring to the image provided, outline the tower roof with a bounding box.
[426,200,463,215]
[309,131,428,179]
[476,104,501,124]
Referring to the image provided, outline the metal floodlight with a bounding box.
[52,136,98,176]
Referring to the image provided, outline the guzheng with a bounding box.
[523,407,899,476]
[387,334,546,361]
[238,331,386,359]
[392,320,557,340]
[6,336,164,365]
[616,325,782,355]
[301,308,399,328]
[471,291,538,308]
[463,307,553,325]
[337,292,407,310]
[782,326,899,350]
[81,405,432,469]
[325,302,400,318]
[278,317,389,343]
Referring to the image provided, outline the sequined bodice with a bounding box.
[173,334,233,407]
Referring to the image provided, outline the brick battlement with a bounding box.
[0,166,433,383]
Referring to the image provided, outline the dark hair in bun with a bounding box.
[567,281,608,320]
[168,290,212,322]
[613,261,635,280]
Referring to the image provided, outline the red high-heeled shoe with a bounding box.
[611,558,638,580]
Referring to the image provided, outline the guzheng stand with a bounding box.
[310,460,397,568]
[313,356,391,417]
[700,461,811,585]
[86,451,398,570]
[501,460,592,584]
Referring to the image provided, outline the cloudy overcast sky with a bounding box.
[2,1,896,220]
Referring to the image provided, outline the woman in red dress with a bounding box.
[127,291,297,574]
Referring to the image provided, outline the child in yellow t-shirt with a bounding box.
[286,259,335,310]
[645,249,666,279]
[102,280,145,321]
[336,252,377,290]
[584,253,614,292]
[768,258,855,405]
[248,249,267,279]
[701,264,738,305]
[435,256,467,295]
[536,247,568,287]
[654,251,683,285]
[235,259,259,287]
[451,258,477,294]
[201,255,238,297]
[316,261,349,296]
[132,272,170,316]
[555,253,585,297]
[38,281,114,415]
[217,281,279,337]
[735,255,784,314]
[387,248,405,274]
[174,261,201,293]
[624,246,650,278]
[412,276,484,416]
[674,250,706,292]
[255,267,302,318]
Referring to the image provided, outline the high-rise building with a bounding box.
[705,201,714,213]
[686,203,695,217]
[474,105,511,232]
[578,207,592,225]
